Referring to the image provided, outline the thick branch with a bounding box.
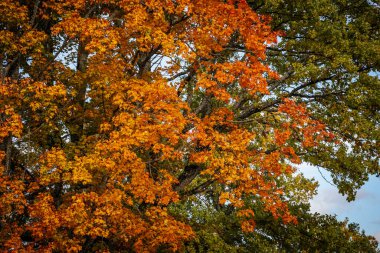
[237,75,336,120]
[174,165,202,192]
[182,179,215,197]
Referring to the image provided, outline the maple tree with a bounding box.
[0,0,379,252]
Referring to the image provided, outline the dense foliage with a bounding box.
[181,201,379,252]
[1,0,379,252]
[250,0,380,200]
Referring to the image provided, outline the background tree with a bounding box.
[181,201,379,252]
[0,0,379,252]
[249,0,380,199]
[179,175,379,252]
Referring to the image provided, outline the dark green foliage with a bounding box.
[245,0,380,200]
[176,197,379,253]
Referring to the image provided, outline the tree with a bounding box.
[180,201,380,252]
[249,0,380,200]
[178,176,379,252]
[0,0,378,252]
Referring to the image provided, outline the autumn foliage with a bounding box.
[1,0,335,252]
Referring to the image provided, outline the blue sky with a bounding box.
[299,163,380,242]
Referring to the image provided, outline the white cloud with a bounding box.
[374,231,380,243]
[299,163,380,241]
[309,188,348,214]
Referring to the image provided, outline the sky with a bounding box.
[299,163,380,243]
